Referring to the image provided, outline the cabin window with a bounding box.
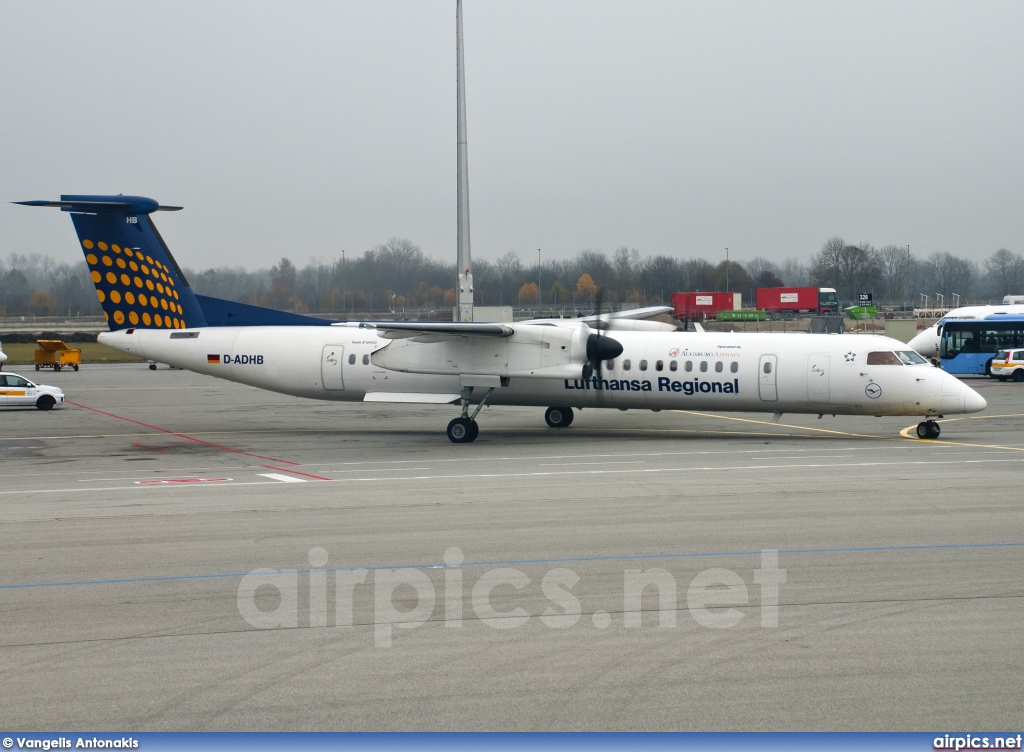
[730,361,738,373]
[684,360,693,372]
[639,360,648,371]
[867,351,902,365]
[714,361,723,373]
[362,354,370,365]
[655,360,664,371]
[606,360,615,370]
[348,354,356,365]
[669,360,678,372]
[763,362,772,374]
[699,361,708,372]
[623,359,631,371]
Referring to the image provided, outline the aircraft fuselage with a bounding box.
[99,327,984,418]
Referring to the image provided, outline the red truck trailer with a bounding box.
[671,291,741,319]
[755,287,838,319]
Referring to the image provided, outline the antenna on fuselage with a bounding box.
[456,0,474,323]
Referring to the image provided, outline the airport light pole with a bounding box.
[341,249,345,316]
[538,248,542,309]
[725,247,730,292]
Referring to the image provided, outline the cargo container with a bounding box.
[671,291,741,319]
[755,287,838,319]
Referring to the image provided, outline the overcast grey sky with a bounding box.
[1,1,1022,270]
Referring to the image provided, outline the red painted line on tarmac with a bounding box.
[132,441,166,454]
[67,401,302,466]
[262,465,332,481]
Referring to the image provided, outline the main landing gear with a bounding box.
[544,406,574,428]
[446,385,496,444]
[916,420,941,440]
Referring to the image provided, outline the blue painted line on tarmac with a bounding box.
[2,541,1023,591]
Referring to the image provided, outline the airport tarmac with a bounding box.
[1,364,1021,731]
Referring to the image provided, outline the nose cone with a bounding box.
[963,384,987,413]
[908,327,937,357]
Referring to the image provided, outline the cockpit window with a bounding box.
[866,351,902,365]
[895,350,929,365]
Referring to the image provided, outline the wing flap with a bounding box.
[363,392,461,404]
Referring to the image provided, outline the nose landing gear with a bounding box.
[916,420,941,440]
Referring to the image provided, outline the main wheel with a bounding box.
[1013,370,1024,383]
[544,406,574,428]
[446,417,478,443]
[149,363,157,371]
[36,395,56,411]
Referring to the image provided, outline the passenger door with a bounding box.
[807,354,830,402]
[758,354,778,402]
[320,346,345,391]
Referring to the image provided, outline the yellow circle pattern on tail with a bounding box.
[81,239,188,329]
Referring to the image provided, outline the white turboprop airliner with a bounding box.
[19,195,986,442]
[908,304,1024,360]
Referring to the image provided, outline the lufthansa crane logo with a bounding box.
[865,383,882,399]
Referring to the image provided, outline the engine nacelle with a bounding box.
[372,324,595,379]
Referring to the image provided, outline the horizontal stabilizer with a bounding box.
[15,196,182,214]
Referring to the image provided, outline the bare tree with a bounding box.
[878,245,914,303]
[923,252,976,301]
[984,248,1024,297]
[779,257,809,286]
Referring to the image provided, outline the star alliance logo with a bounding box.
[844,351,856,362]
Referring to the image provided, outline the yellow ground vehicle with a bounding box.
[33,340,81,372]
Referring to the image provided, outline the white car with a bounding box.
[0,372,65,410]
[990,349,1024,382]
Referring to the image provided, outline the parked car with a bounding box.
[0,372,65,409]
[990,349,1024,382]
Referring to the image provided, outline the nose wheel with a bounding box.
[916,420,941,440]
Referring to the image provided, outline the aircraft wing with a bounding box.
[332,321,514,341]
[520,305,674,325]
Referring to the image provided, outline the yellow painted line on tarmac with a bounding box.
[898,413,1024,451]
[674,410,900,441]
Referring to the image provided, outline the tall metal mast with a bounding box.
[456,0,474,322]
